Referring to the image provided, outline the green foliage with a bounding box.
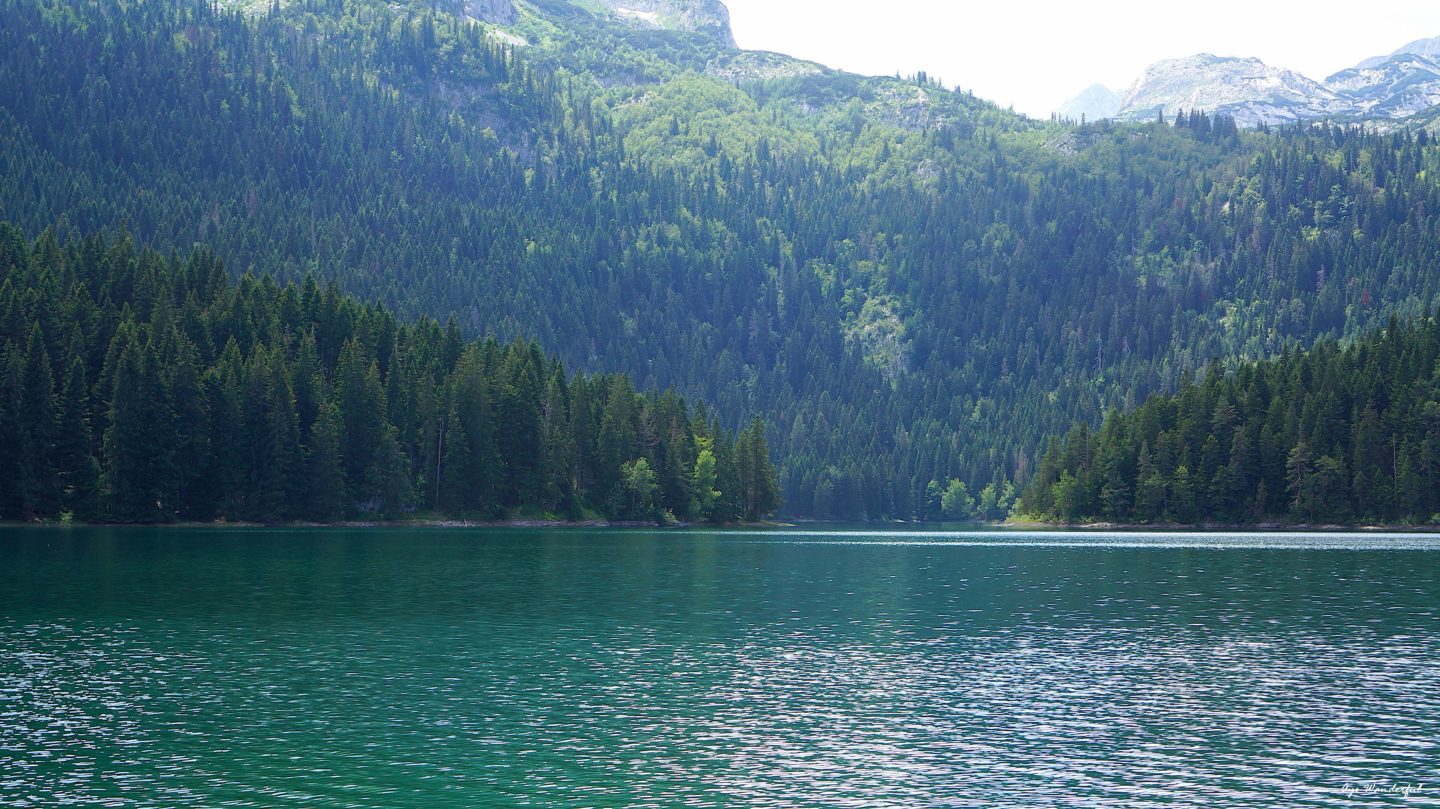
[616,457,659,521]
[4,0,1440,521]
[691,440,720,520]
[55,357,100,519]
[101,329,175,522]
[0,224,778,523]
[736,417,780,522]
[1023,316,1440,525]
[940,479,973,521]
[976,479,1016,522]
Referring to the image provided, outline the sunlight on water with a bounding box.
[696,528,1440,550]
[1,527,1437,807]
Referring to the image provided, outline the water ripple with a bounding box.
[1,527,1438,807]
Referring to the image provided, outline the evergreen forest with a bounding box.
[3,0,1440,520]
[0,224,779,523]
[1020,315,1440,525]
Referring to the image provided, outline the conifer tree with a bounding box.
[102,333,174,522]
[17,325,59,517]
[167,333,210,519]
[0,343,25,518]
[54,356,100,520]
[598,375,639,505]
[737,417,780,521]
[496,343,543,508]
[306,396,348,520]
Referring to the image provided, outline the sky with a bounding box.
[721,0,1440,118]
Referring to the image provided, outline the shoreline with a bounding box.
[1002,519,1440,533]
[3,518,1436,532]
[0,518,796,530]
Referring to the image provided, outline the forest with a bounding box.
[3,0,1440,519]
[1020,314,1440,525]
[0,224,779,524]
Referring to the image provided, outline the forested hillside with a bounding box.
[1019,315,1440,525]
[4,0,1440,518]
[0,224,779,523]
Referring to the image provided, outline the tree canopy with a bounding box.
[1020,315,1440,526]
[0,224,778,523]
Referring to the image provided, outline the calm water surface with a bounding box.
[1,527,1438,807]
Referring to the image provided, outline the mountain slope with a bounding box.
[1357,35,1440,70]
[1114,54,1346,126]
[1326,53,1440,118]
[1100,37,1440,127]
[4,0,1440,519]
[582,0,736,46]
[1056,84,1121,122]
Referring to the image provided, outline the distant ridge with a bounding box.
[1059,33,1440,127]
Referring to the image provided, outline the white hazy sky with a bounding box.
[721,0,1440,118]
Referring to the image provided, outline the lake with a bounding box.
[1,527,1437,807]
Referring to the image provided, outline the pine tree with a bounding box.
[710,419,741,523]
[367,425,413,516]
[242,348,302,520]
[292,331,322,444]
[337,340,390,512]
[539,363,577,514]
[439,399,475,514]
[306,396,348,520]
[54,356,100,520]
[167,333,210,519]
[1286,442,1315,521]
[442,347,502,515]
[0,342,25,518]
[598,375,639,505]
[17,325,60,517]
[737,417,779,521]
[496,343,543,508]
[207,340,247,519]
[102,332,174,522]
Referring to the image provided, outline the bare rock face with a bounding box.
[1097,34,1440,129]
[1326,54,1440,119]
[1115,54,1346,127]
[440,0,517,25]
[585,0,736,47]
[473,0,518,25]
[1357,36,1440,70]
[1056,84,1122,122]
[706,51,824,83]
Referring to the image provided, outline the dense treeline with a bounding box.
[5,0,1440,519]
[1020,315,1440,525]
[0,224,779,523]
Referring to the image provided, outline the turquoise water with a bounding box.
[1,527,1438,807]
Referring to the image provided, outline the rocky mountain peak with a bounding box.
[1357,35,1440,70]
[1115,54,1343,127]
[580,0,735,47]
[1055,84,1122,122]
[1060,33,1440,128]
[1326,53,1440,118]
